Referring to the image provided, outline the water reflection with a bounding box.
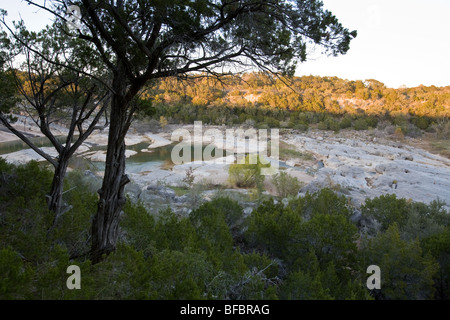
[0,138,227,173]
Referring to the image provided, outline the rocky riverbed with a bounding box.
[1,118,449,213]
[283,130,450,209]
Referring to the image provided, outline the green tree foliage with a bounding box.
[411,116,431,130]
[361,224,439,300]
[153,209,199,252]
[246,189,359,272]
[422,227,450,299]
[0,160,448,300]
[271,171,303,199]
[228,155,269,188]
[361,194,410,232]
[281,268,334,300]
[266,203,369,300]
[145,73,449,133]
[289,188,353,220]
[292,213,358,270]
[148,249,213,299]
[361,194,449,237]
[119,200,157,256]
[196,197,245,231]
[353,117,369,130]
[246,199,302,260]
[281,253,370,300]
[0,160,54,262]
[401,201,450,241]
[0,247,34,299]
[189,201,235,256]
[0,32,17,114]
[318,116,340,132]
[339,116,353,129]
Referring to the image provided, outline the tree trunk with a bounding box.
[91,136,129,263]
[47,156,69,215]
[91,67,131,264]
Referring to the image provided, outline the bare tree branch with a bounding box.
[0,114,57,167]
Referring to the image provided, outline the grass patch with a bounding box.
[171,186,190,196]
[430,140,450,158]
[278,141,314,161]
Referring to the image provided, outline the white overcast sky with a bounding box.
[1,0,449,88]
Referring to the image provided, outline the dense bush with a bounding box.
[361,194,449,236]
[228,155,269,189]
[318,116,340,132]
[411,116,430,130]
[271,171,303,199]
[245,199,302,261]
[353,117,369,131]
[421,227,450,299]
[289,188,353,220]
[292,122,309,132]
[339,116,353,129]
[0,159,448,300]
[361,194,410,232]
[360,224,439,300]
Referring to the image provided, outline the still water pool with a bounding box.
[0,136,227,173]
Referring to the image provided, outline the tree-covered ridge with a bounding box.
[1,159,449,300]
[143,74,449,129]
[149,74,450,116]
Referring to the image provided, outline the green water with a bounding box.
[102,143,226,173]
[0,137,227,173]
[0,135,67,155]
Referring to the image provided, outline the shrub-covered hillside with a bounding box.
[139,74,449,137]
[1,159,449,300]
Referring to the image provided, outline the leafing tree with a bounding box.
[23,0,356,262]
[0,20,110,220]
